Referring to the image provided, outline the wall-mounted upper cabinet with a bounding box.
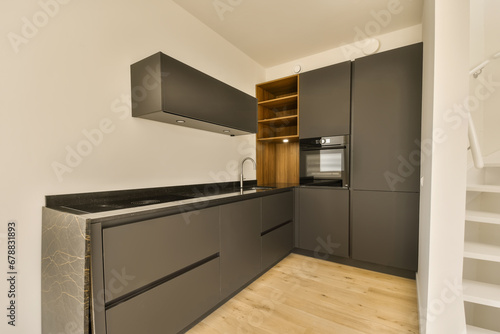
[299,61,352,139]
[131,52,257,136]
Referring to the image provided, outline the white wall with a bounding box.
[266,24,422,80]
[417,0,470,333]
[482,0,500,157]
[0,1,264,333]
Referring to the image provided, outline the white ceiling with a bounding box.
[172,0,423,68]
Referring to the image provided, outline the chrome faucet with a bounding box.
[240,157,256,189]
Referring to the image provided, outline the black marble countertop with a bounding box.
[45,181,298,223]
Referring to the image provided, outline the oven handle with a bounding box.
[300,145,346,151]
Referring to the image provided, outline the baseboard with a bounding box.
[292,248,416,279]
[415,272,425,334]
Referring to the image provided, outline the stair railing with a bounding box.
[468,112,484,169]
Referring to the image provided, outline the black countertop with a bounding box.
[45,181,298,223]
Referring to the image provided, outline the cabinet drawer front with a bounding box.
[106,258,220,334]
[262,191,293,232]
[102,206,219,302]
[262,222,293,270]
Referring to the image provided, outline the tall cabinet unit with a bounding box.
[350,43,423,272]
[256,75,299,185]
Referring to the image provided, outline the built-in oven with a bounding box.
[299,135,349,188]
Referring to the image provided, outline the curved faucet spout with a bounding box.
[240,157,256,189]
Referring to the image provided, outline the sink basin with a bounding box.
[248,186,275,190]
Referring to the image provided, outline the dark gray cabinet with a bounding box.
[299,61,352,138]
[131,52,257,136]
[102,206,219,302]
[351,43,423,192]
[261,192,294,269]
[105,258,220,334]
[220,198,261,299]
[262,191,293,232]
[298,187,349,258]
[351,190,419,271]
[350,42,422,272]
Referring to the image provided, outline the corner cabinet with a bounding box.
[256,75,300,184]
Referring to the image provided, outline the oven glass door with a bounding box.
[300,147,347,187]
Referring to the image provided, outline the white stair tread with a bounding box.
[464,241,500,262]
[467,184,500,193]
[466,210,500,225]
[467,325,500,334]
[463,279,500,308]
[484,161,500,167]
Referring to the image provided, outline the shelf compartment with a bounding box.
[257,118,298,140]
[259,105,297,121]
[256,75,298,102]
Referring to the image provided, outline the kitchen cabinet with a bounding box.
[43,187,298,334]
[351,43,423,192]
[299,61,352,138]
[256,75,300,185]
[351,190,419,271]
[131,52,257,136]
[350,42,422,272]
[298,187,349,258]
[220,198,262,299]
[261,191,294,269]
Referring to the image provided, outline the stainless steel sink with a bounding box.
[248,186,275,190]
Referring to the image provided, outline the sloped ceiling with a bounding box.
[172,0,423,67]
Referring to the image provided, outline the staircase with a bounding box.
[463,146,500,332]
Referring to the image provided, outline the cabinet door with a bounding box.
[220,198,261,299]
[298,188,349,258]
[262,191,294,232]
[351,43,423,192]
[351,190,419,271]
[299,61,352,138]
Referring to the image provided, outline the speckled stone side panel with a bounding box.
[42,208,90,334]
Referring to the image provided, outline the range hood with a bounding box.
[130,52,257,136]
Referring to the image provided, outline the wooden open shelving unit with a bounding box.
[256,75,300,185]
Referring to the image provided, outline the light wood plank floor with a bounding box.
[187,253,419,334]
